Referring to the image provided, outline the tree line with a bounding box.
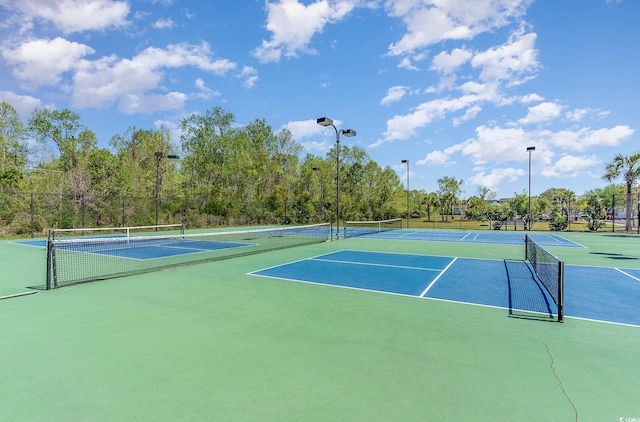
[1,100,638,235]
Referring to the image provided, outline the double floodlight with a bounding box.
[155,151,180,160]
[316,117,356,137]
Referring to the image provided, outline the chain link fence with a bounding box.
[0,191,325,238]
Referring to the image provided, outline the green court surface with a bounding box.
[1,231,640,421]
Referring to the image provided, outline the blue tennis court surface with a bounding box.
[14,229,583,249]
[354,229,583,247]
[85,240,253,260]
[16,238,254,259]
[250,250,640,327]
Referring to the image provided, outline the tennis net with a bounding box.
[46,223,331,289]
[343,218,403,238]
[50,223,184,240]
[524,234,564,322]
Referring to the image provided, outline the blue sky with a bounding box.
[1,0,637,198]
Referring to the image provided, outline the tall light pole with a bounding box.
[317,117,356,239]
[401,159,409,228]
[155,151,180,229]
[312,167,324,222]
[527,146,535,231]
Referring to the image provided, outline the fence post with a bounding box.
[30,192,35,238]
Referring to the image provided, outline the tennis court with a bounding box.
[251,249,640,326]
[2,226,640,421]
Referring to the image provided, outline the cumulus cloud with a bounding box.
[430,47,473,74]
[2,37,95,87]
[153,18,176,29]
[253,0,356,63]
[471,27,539,85]
[375,95,481,145]
[238,66,259,88]
[386,0,532,56]
[2,0,130,33]
[417,150,455,167]
[0,91,43,118]
[48,42,234,112]
[540,154,601,178]
[545,125,634,152]
[193,78,220,99]
[469,167,524,190]
[381,86,409,105]
[282,118,330,140]
[518,101,563,124]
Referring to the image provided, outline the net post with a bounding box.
[45,229,52,290]
[558,261,565,323]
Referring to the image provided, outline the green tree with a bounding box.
[28,108,97,170]
[582,190,606,231]
[465,196,492,221]
[436,176,464,220]
[603,153,640,232]
[0,101,29,173]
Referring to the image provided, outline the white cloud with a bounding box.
[0,91,43,118]
[434,123,635,182]
[153,18,176,29]
[564,107,609,122]
[545,125,634,152]
[238,66,259,89]
[386,0,532,56]
[417,150,454,167]
[453,105,482,126]
[282,118,329,140]
[193,78,220,99]
[375,94,481,145]
[520,93,544,103]
[301,139,332,154]
[471,26,539,86]
[2,37,95,87]
[397,56,419,71]
[518,101,563,124]
[69,42,236,112]
[119,92,187,114]
[540,154,601,178]
[430,47,473,74]
[381,86,409,105]
[2,0,130,33]
[253,0,356,63]
[469,167,524,190]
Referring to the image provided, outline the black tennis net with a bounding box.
[343,218,403,238]
[524,234,564,322]
[49,223,184,240]
[46,223,331,289]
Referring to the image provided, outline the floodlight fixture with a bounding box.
[316,117,334,127]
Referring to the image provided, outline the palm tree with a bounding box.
[603,152,640,232]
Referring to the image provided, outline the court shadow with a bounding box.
[504,260,556,322]
[589,252,639,261]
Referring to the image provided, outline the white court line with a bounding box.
[544,233,587,248]
[419,257,458,298]
[615,267,640,282]
[0,291,37,300]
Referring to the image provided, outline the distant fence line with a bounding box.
[0,191,322,238]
